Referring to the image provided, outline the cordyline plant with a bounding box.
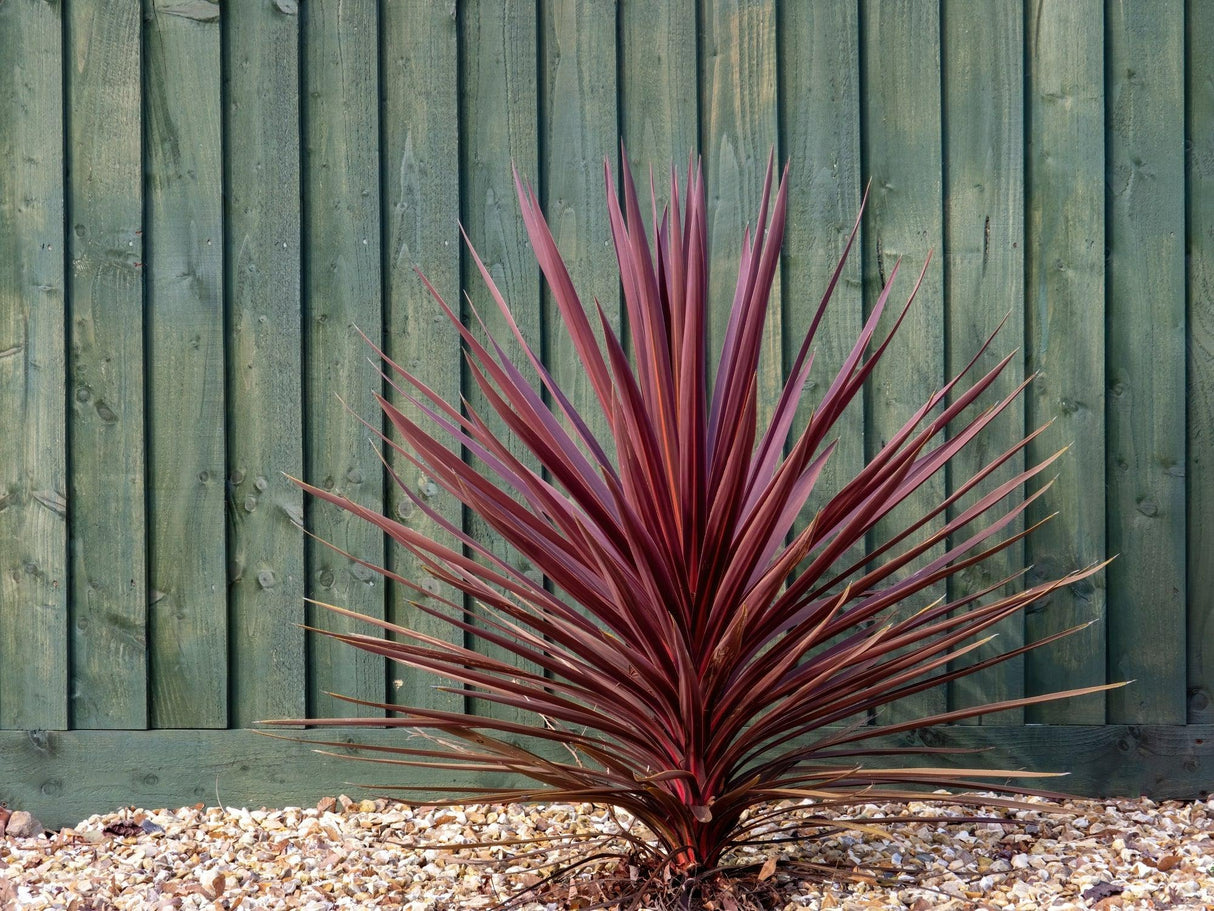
[267,154,1114,908]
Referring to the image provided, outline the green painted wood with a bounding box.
[859,0,946,723]
[777,0,865,692]
[619,0,698,185]
[699,0,782,424]
[1022,0,1106,724]
[1188,0,1214,726]
[460,0,543,722]
[65,0,147,730]
[1104,2,1187,725]
[302,0,386,721]
[540,0,619,638]
[778,1,862,536]
[144,0,226,730]
[941,0,1026,722]
[380,2,464,716]
[225,0,306,728]
[0,0,69,732]
[541,0,620,417]
[3,723,1213,829]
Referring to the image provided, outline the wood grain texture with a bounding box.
[1103,0,1187,725]
[381,1,464,716]
[3,723,1214,828]
[1188,0,1214,725]
[859,0,946,723]
[65,0,147,730]
[460,0,543,721]
[778,0,863,566]
[1023,0,1107,723]
[302,0,386,720]
[541,0,620,413]
[619,0,698,184]
[0,0,69,731]
[699,0,782,424]
[144,0,227,730]
[941,0,1026,722]
[225,0,306,728]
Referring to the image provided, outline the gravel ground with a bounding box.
[1,793,1212,910]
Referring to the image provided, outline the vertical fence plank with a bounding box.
[381,3,464,715]
[65,0,147,729]
[778,0,863,561]
[144,0,226,730]
[225,0,305,727]
[460,0,543,722]
[302,0,385,720]
[619,0,697,182]
[942,0,1026,721]
[0,0,69,731]
[1105,1,1187,724]
[541,0,618,449]
[1188,0,1214,725]
[1024,0,1106,723]
[859,0,946,723]
[700,0,781,421]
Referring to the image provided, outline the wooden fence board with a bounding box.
[381,1,464,716]
[619,0,698,187]
[941,0,1026,722]
[303,0,386,720]
[144,0,227,730]
[65,0,147,730]
[778,0,863,562]
[541,0,620,424]
[0,0,69,731]
[225,0,306,728]
[699,0,782,424]
[1188,0,1214,726]
[859,0,947,723]
[4,724,1213,829]
[1104,0,1187,725]
[1023,0,1107,723]
[460,0,543,722]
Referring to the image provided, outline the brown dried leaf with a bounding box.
[757,856,777,882]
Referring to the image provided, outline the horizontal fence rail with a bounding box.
[0,0,1209,816]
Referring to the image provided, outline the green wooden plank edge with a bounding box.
[0,0,69,731]
[1187,0,1214,725]
[3,724,1213,829]
[380,0,465,716]
[459,0,543,723]
[619,0,698,188]
[65,0,147,730]
[699,0,782,425]
[1023,0,1107,723]
[303,0,387,720]
[224,0,306,727]
[1104,0,1187,725]
[777,0,863,568]
[144,0,227,730]
[859,0,947,723]
[941,0,1027,722]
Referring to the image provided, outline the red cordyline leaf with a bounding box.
[266,152,1116,883]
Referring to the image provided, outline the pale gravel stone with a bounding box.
[0,794,1211,908]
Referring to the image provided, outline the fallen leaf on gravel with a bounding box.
[1083,880,1125,901]
[757,856,777,881]
[102,821,143,838]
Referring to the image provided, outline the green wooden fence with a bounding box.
[1,0,1211,826]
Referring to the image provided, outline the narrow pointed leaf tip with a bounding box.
[280,153,1108,892]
